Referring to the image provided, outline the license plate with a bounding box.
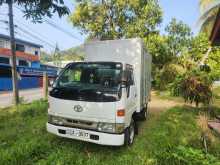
[66,129,89,138]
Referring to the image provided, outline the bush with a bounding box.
[170,71,213,107]
[155,63,185,90]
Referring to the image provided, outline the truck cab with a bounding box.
[47,38,151,146]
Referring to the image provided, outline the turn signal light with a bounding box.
[117,109,125,117]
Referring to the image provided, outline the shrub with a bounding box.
[155,63,185,90]
[170,70,213,107]
[181,75,212,106]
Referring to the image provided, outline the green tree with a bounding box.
[60,46,84,61]
[69,0,162,40]
[207,47,220,79]
[40,51,53,63]
[153,19,192,89]
[189,33,210,63]
[0,0,69,22]
[165,18,192,58]
[145,34,171,69]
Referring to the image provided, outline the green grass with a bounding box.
[0,100,220,165]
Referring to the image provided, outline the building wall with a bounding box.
[0,39,10,49]
[0,37,41,68]
[31,61,41,68]
[0,39,41,56]
[25,45,41,56]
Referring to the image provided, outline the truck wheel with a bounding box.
[124,119,135,146]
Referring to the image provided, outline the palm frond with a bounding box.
[199,0,215,13]
[198,1,220,29]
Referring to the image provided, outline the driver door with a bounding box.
[125,65,137,120]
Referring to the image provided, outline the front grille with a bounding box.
[61,117,98,130]
[66,119,93,126]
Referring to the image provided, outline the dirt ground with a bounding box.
[148,91,184,114]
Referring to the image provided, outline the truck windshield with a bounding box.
[50,62,123,102]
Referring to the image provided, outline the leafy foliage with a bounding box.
[40,51,53,63]
[199,0,215,12]
[172,71,213,106]
[199,0,220,35]
[151,19,194,89]
[189,33,210,62]
[70,0,162,40]
[156,63,185,90]
[144,34,172,69]
[40,46,84,63]
[60,45,84,61]
[165,18,192,57]
[0,0,69,22]
[207,47,220,80]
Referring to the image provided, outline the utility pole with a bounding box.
[8,0,19,105]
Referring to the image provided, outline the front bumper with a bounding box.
[46,123,125,146]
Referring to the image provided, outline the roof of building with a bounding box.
[0,33,43,48]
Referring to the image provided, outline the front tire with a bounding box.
[124,119,135,146]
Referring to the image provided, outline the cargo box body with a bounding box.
[84,38,151,112]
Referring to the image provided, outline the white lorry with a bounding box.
[47,38,151,146]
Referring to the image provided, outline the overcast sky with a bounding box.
[0,0,201,52]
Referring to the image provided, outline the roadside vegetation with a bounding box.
[0,99,220,165]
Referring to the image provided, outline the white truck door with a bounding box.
[124,65,137,126]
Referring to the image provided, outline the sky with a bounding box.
[0,0,201,52]
[159,0,200,34]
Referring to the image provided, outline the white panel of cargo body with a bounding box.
[84,38,143,111]
[141,51,151,108]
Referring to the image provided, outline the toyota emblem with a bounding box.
[74,105,83,112]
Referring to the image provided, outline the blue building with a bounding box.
[0,34,58,91]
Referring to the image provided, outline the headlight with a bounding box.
[48,115,64,125]
[97,123,124,133]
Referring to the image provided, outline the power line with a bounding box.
[0,27,8,31]
[0,20,9,32]
[16,26,56,49]
[44,18,83,42]
[0,12,56,50]
[16,32,40,44]
[0,13,8,16]
[15,6,83,42]
[0,20,8,24]
[14,17,56,46]
[15,29,39,41]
